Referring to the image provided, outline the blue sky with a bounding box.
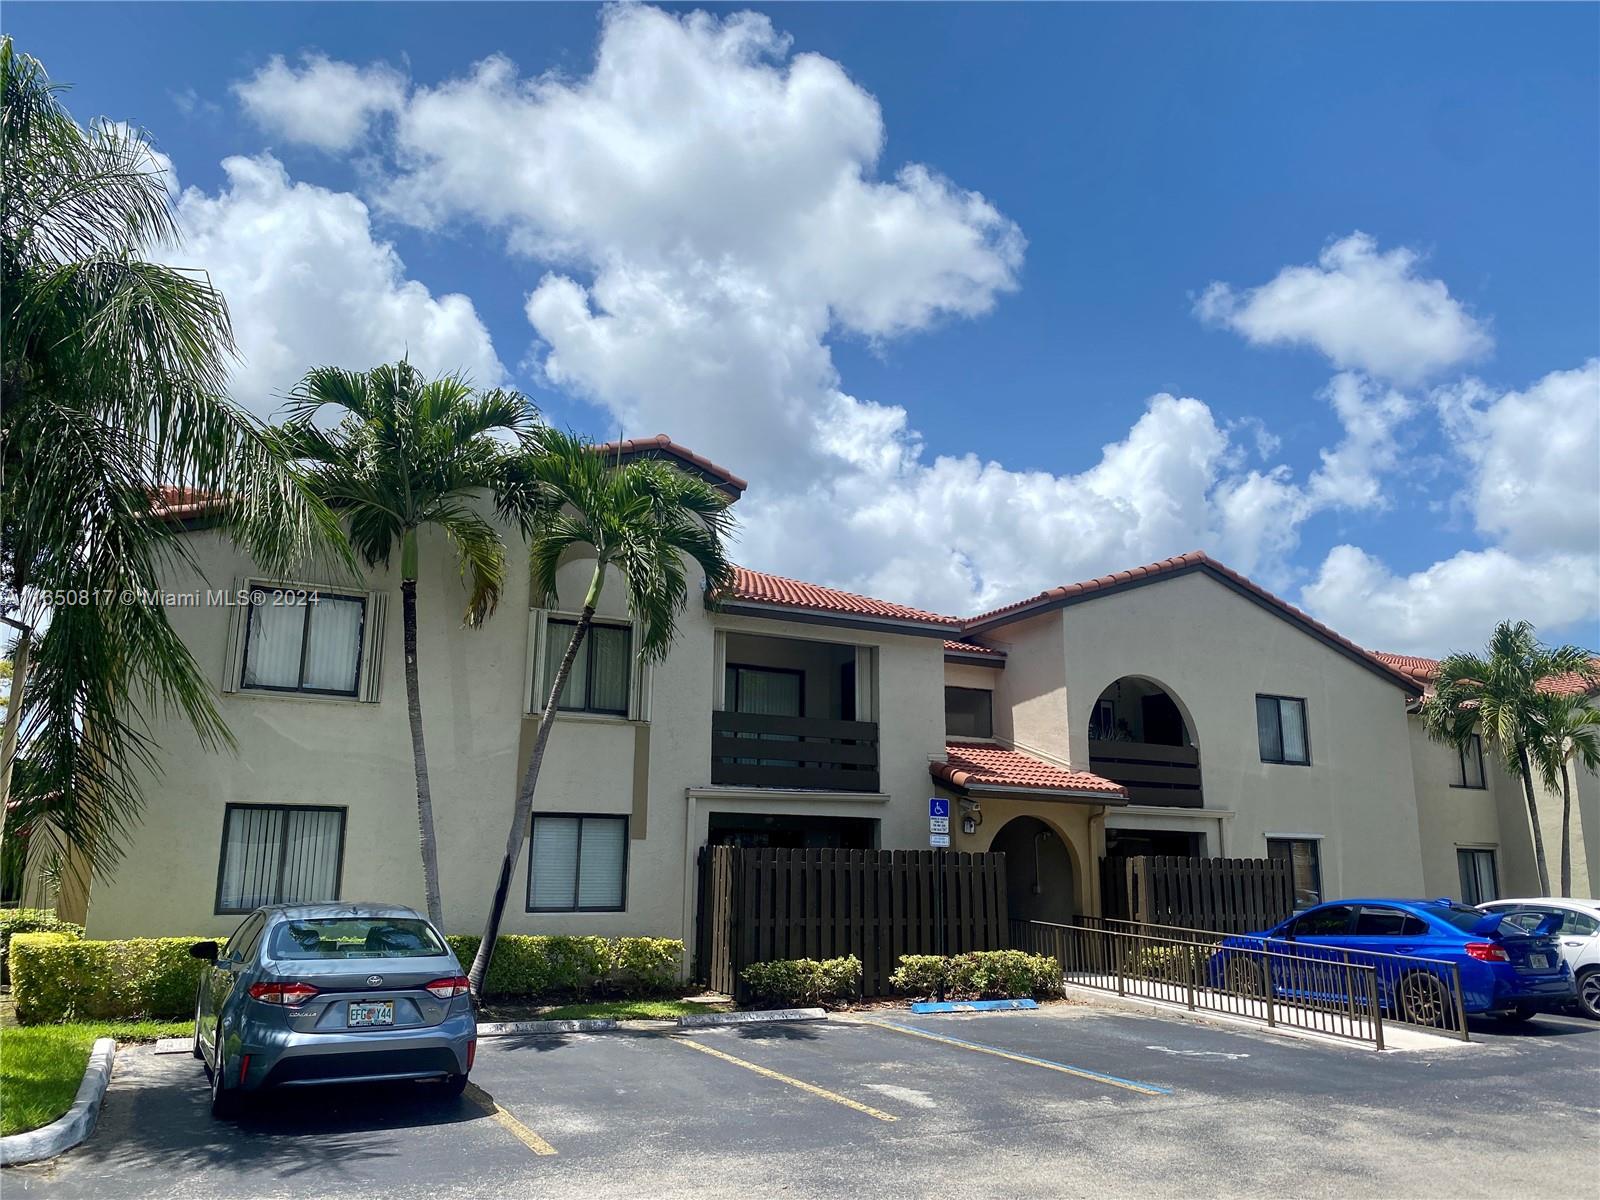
[8,2,1597,652]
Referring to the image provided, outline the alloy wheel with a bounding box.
[1398,972,1450,1028]
[1579,971,1600,1021]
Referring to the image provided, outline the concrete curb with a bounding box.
[677,1008,826,1028]
[0,1037,116,1167]
[477,1018,619,1037]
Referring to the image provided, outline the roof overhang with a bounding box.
[964,557,1422,698]
[942,781,1129,805]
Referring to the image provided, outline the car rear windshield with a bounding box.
[1420,903,1491,933]
[270,918,447,960]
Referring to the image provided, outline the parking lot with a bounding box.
[8,1004,1599,1199]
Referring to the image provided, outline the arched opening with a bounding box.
[1087,675,1204,815]
[991,816,1076,924]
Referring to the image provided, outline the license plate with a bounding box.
[1529,953,1550,970]
[347,1000,394,1027]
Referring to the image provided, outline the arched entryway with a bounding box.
[991,816,1077,924]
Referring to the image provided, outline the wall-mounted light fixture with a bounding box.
[958,797,981,837]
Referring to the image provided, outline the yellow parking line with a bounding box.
[466,1082,559,1155]
[669,1034,899,1122]
[853,1018,1171,1096]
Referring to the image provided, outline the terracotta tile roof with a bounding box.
[717,566,960,628]
[593,434,748,498]
[932,742,1128,799]
[150,486,224,520]
[963,550,1421,695]
[944,639,1005,658]
[1372,652,1600,697]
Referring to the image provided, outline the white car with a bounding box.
[1479,897,1600,1020]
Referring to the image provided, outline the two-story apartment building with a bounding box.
[73,437,1596,941]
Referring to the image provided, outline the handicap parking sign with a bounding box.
[928,798,949,819]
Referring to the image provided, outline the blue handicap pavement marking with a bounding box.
[911,999,1039,1014]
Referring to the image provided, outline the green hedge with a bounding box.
[10,932,210,1024]
[445,935,683,1000]
[889,950,1062,1001]
[11,929,685,1022]
[740,955,862,1008]
[0,909,83,984]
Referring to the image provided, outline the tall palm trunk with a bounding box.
[402,563,445,929]
[1559,761,1573,899]
[468,566,603,995]
[0,624,34,858]
[1515,742,1552,895]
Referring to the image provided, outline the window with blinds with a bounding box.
[1256,695,1310,765]
[526,814,628,912]
[241,590,366,696]
[1457,848,1498,905]
[539,620,632,715]
[215,804,345,914]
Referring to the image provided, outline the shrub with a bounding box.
[889,955,950,999]
[1125,944,1194,984]
[0,909,83,984]
[740,955,861,1008]
[947,950,1061,1000]
[444,934,685,1000]
[10,932,210,1024]
[611,937,683,994]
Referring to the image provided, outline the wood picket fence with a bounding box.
[695,846,1009,1000]
[1100,855,1295,934]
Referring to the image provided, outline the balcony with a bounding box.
[1087,739,1202,808]
[711,711,881,792]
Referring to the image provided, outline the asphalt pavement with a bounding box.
[8,1004,1598,1199]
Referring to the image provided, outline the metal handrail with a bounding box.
[1014,918,1474,1046]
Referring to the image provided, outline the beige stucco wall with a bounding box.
[1407,720,1507,901]
[85,518,952,942]
[979,571,1426,900]
[1408,713,1600,902]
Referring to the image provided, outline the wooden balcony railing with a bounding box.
[711,711,880,793]
[1087,739,1203,808]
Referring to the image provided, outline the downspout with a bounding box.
[1088,807,1107,916]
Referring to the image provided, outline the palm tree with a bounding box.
[276,362,537,928]
[0,39,347,880]
[1532,693,1600,898]
[1422,621,1598,896]
[467,431,735,993]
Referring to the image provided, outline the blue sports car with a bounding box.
[1209,898,1574,1027]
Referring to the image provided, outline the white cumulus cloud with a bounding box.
[1302,545,1599,656]
[233,53,406,153]
[1196,232,1492,384]
[1435,360,1600,555]
[166,154,504,416]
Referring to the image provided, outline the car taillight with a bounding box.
[248,980,320,1005]
[425,975,471,999]
[1465,942,1509,962]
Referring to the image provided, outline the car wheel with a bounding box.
[1397,971,1456,1029]
[1577,969,1600,1021]
[440,1074,469,1100]
[210,1047,242,1120]
[1225,956,1265,998]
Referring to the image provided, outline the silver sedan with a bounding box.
[191,903,476,1118]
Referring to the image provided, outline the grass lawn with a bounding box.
[534,998,730,1021]
[0,1019,189,1137]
